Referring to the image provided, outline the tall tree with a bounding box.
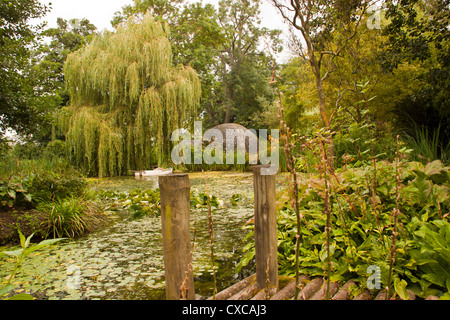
[112,0,226,127]
[169,2,226,127]
[382,0,450,147]
[24,18,98,144]
[61,13,201,177]
[111,0,184,26]
[0,0,50,137]
[34,18,97,108]
[271,0,373,159]
[217,0,282,124]
[112,0,282,128]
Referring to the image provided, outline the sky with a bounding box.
[36,0,293,61]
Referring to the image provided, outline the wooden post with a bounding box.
[252,165,278,293]
[159,173,195,300]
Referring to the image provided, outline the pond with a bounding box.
[0,172,260,300]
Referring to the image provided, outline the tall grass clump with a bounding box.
[38,197,100,239]
[403,123,450,165]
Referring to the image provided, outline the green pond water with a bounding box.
[1,172,260,300]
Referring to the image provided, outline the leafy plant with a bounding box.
[191,192,220,208]
[94,189,161,219]
[408,220,450,298]
[38,197,98,238]
[0,230,64,300]
[333,119,398,169]
[42,140,67,160]
[0,179,33,209]
[230,193,243,206]
[237,158,450,299]
[28,169,87,203]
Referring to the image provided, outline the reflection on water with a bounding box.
[0,172,257,300]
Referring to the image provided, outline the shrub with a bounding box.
[333,121,398,168]
[10,141,43,160]
[28,169,87,203]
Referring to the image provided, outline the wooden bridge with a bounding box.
[207,274,434,300]
[158,165,438,301]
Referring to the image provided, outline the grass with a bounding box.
[0,155,74,180]
[37,197,102,239]
[404,124,450,165]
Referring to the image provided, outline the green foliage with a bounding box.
[409,220,450,296]
[0,179,33,209]
[9,141,43,160]
[333,120,398,168]
[28,169,87,203]
[111,0,184,26]
[94,188,226,220]
[1,154,74,179]
[230,194,243,206]
[0,136,11,159]
[95,189,161,219]
[0,230,64,300]
[17,17,99,145]
[383,0,450,152]
[191,192,219,208]
[0,156,88,214]
[42,140,67,160]
[37,197,98,239]
[61,12,201,176]
[0,0,50,136]
[0,156,104,241]
[403,123,450,165]
[238,159,450,299]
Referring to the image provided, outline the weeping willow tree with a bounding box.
[59,13,201,177]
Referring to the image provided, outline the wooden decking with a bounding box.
[208,274,440,300]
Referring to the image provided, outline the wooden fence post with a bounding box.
[159,173,195,300]
[252,165,278,294]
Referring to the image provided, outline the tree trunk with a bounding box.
[224,99,233,124]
